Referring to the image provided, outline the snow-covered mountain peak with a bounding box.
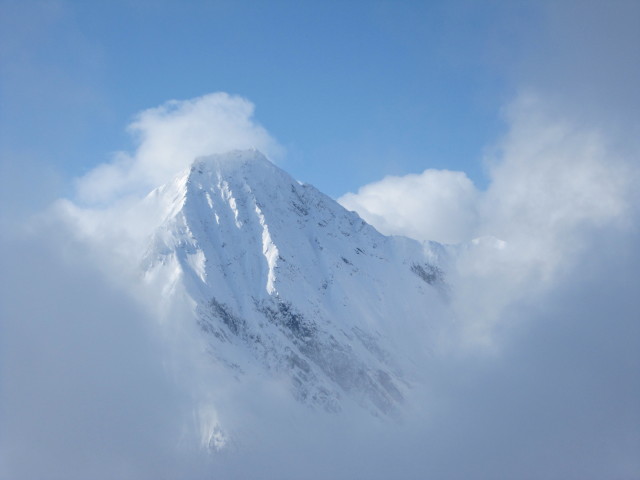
[189,148,275,176]
[142,149,448,417]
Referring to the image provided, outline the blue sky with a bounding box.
[0,0,545,199]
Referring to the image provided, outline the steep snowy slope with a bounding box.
[141,150,447,416]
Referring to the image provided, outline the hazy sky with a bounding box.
[1,1,639,479]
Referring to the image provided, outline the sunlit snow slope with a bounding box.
[142,150,447,415]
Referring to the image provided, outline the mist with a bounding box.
[2,88,638,478]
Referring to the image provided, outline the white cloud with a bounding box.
[327,87,640,477]
[76,92,281,204]
[478,92,633,277]
[339,169,479,245]
[3,207,639,478]
[341,91,638,346]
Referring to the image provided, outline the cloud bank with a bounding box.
[333,3,640,462]
[333,86,640,477]
[340,91,637,342]
[1,88,633,480]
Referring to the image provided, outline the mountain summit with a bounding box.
[141,149,447,417]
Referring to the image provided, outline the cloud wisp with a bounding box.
[76,92,281,205]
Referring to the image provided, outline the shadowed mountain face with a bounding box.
[142,149,448,416]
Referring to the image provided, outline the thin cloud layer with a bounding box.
[76,92,281,204]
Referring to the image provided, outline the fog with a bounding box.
[2,90,638,478]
